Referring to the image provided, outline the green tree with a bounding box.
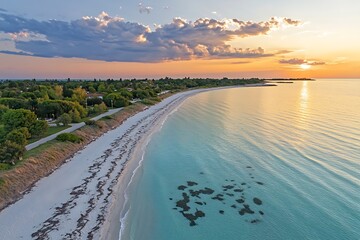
[104,93,130,108]
[88,87,96,93]
[97,83,106,93]
[0,140,25,164]
[0,104,9,122]
[58,113,72,126]
[29,120,48,137]
[119,89,133,99]
[93,102,107,114]
[2,109,37,132]
[18,127,31,139]
[6,129,27,145]
[69,109,81,123]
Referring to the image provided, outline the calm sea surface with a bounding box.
[120,80,360,240]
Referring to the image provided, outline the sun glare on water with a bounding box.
[300,64,311,70]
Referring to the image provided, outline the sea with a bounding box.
[120,79,360,240]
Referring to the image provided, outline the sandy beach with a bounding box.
[0,84,271,240]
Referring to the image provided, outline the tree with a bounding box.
[97,83,106,92]
[133,89,151,99]
[88,86,96,93]
[0,98,30,109]
[0,104,9,122]
[54,85,63,99]
[103,93,130,108]
[69,109,81,123]
[0,140,26,164]
[37,100,87,119]
[87,97,103,106]
[93,102,108,114]
[18,127,31,139]
[119,89,133,99]
[71,87,87,105]
[2,109,37,132]
[29,120,48,137]
[58,113,72,126]
[6,129,27,146]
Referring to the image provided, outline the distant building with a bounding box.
[87,93,104,99]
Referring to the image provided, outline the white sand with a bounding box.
[0,84,272,240]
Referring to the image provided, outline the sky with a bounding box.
[0,0,359,79]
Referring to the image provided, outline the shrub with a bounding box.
[85,120,96,125]
[56,133,83,143]
[101,115,113,120]
[141,97,160,106]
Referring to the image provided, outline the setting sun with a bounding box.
[300,64,311,70]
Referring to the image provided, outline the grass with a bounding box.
[0,163,11,171]
[23,140,57,159]
[0,178,4,187]
[28,125,70,144]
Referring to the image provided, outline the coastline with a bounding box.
[100,83,273,240]
[0,83,273,239]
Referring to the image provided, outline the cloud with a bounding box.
[0,50,32,56]
[283,18,301,26]
[138,3,153,14]
[231,61,251,64]
[0,8,7,12]
[279,58,325,65]
[0,12,301,62]
[279,58,306,65]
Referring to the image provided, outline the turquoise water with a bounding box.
[121,80,360,240]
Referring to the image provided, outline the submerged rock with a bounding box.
[236,199,245,204]
[239,204,255,215]
[178,185,187,190]
[212,194,225,202]
[223,185,235,190]
[234,188,243,193]
[187,181,198,187]
[253,197,262,205]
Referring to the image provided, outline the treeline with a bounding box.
[0,77,263,164]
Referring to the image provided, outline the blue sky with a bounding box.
[3,0,357,25]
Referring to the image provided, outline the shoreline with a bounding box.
[101,83,274,240]
[0,83,273,239]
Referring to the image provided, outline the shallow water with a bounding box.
[121,80,360,240]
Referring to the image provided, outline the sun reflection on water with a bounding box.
[300,81,309,111]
